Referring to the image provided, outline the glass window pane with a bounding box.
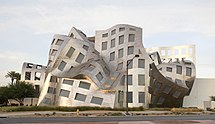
[138,74,145,86]
[55,39,64,45]
[111,29,116,35]
[119,27,125,32]
[118,48,123,58]
[127,59,133,69]
[129,34,135,42]
[116,62,123,71]
[166,67,172,72]
[50,76,57,83]
[58,61,67,71]
[127,46,134,55]
[138,92,145,103]
[186,67,192,76]
[173,91,181,98]
[111,39,115,48]
[79,81,91,90]
[66,47,75,58]
[102,33,108,38]
[63,79,73,86]
[75,93,87,102]
[25,72,31,80]
[102,42,107,50]
[176,65,182,74]
[59,89,70,98]
[90,96,103,105]
[119,35,124,45]
[128,75,132,85]
[87,64,95,71]
[96,72,103,81]
[138,59,145,68]
[83,45,89,51]
[128,92,133,103]
[75,53,85,63]
[110,52,115,61]
[163,85,171,94]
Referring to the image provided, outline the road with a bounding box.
[0,115,215,123]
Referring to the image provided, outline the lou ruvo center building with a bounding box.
[21,24,196,108]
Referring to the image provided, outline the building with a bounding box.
[21,24,196,108]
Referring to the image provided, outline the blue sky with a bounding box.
[0,0,215,86]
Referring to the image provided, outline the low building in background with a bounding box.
[21,24,198,108]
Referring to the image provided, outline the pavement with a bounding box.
[0,111,215,124]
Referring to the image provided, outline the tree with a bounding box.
[210,96,215,101]
[0,86,9,105]
[5,71,21,85]
[7,81,36,105]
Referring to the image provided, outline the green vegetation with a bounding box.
[210,96,215,101]
[0,81,36,105]
[5,71,21,85]
[0,106,146,112]
[171,107,203,113]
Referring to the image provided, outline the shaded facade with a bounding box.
[21,24,196,108]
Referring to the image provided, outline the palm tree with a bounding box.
[5,71,21,85]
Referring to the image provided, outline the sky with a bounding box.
[0,0,215,86]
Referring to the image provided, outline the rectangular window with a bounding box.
[43,97,51,104]
[55,39,64,45]
[79,81,91,90]
[119,35,124,45]
[26,63,33,68]
[110,52,115,61]
[111,29,116,35]
[163,85,171,94]
[127,75,132,85]
[35,85,40,97]
[119,27,125,32]
[50,76,57,83]
[34,72,41,81]
[138,74,145,86]
[47,87,55,94]
[58,61,67,71]
[102,33,108,38]
[111,39,115,48]
[102,42,107,50]
[173,91,181,98]
[75,53,85,63]
[128,92,133,103]
[66,47,75,58]
[166,67,172,72]
[138,92,145,103]
[63,79,73,86]
[90,96,103,105]
[116,62,123,71]
[96,72,103,81]
[118,48,123,58]
[128,34,135,42]
[176,65,182,74]
[138,59,145,68]
[127,59,133,69]
[83,45,89,51]
[59,89,70,98]
[75,93,87,102]
[87,64,95,71]
[186,67,192,76]
[51,49,57,56]
[36,65,42,69]
[127,46,134,55]
[25,72,31,80]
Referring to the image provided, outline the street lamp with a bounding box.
[126,54,139,115]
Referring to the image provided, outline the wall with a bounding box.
[183,78,215,109]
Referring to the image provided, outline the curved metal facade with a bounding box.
[21,24,196,108]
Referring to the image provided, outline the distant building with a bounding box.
[21,24,196,108]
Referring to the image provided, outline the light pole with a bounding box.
[126,54,139,115]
